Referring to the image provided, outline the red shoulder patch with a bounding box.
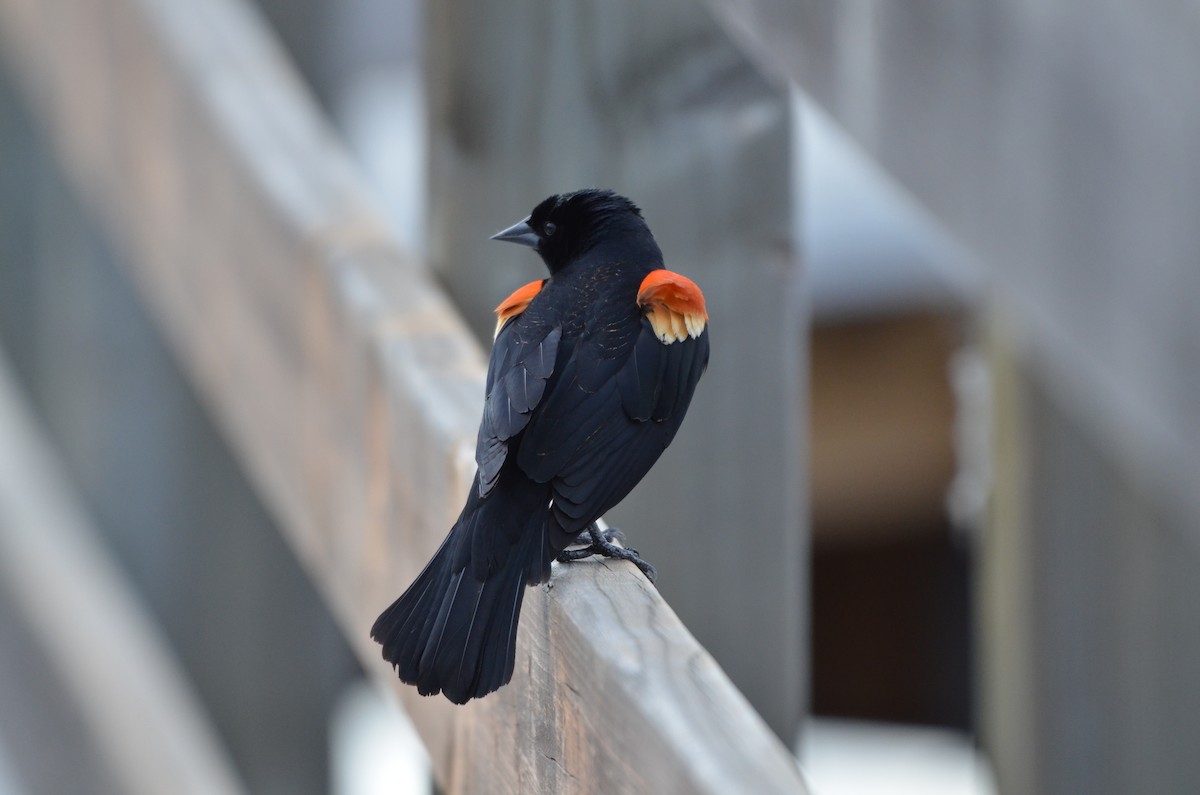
[637,270,708,344]
[494,279,545,338]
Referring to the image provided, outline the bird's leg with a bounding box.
[556,522,657,583]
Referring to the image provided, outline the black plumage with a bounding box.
[370,189,709,703]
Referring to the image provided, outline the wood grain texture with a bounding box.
[0,352,247,795]
[0,0,809,791]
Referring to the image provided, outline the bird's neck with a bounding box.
[592,226,664,269]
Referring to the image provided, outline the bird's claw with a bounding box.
[556,523,658,584]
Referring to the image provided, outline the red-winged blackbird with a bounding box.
[370,189,710,704]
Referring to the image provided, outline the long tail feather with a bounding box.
[370,478,556,703]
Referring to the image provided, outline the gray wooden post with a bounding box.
[425,0,807,741]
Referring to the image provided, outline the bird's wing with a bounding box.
[515,270,710,537]
[474,280,559,497]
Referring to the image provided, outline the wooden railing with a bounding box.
[0,0,809,791]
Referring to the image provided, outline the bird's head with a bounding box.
[491,189,659,274]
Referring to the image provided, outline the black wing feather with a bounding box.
[476,323,561,495]
[476,278,708,558]
[520,320,709,535]
[616,323,667,421]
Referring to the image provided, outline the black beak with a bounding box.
[490,217,539,249]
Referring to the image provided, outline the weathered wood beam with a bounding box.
[0,0,809,791]
[0,351,247,795]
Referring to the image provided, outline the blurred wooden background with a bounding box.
[707,1,1200,793]
[2,0,1198,793]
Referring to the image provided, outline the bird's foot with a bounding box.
[569,524,627,547]
[556,522,657,583]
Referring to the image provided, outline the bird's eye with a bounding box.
[543,222,557,237]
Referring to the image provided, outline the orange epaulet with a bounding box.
[637,270,708,344]
[494,279,545,338]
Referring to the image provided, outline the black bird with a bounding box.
[370,189,710,704]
